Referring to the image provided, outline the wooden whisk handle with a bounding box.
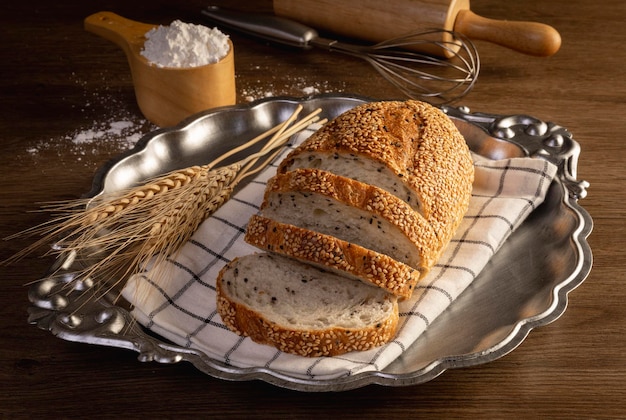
[454,10,561,57]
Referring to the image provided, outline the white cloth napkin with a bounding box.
[122,124,557,380]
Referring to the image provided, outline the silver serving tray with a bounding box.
[28,94,592,391]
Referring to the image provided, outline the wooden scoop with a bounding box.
[84,12,236,127]
[273,0,561,57]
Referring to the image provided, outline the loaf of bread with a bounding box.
[216,99,474,357]
[216,253,399,357]
[278,100,474,253]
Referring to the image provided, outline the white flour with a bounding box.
[69,120,145,147]
[25,62,341,167]
[239,72,342,102]
[141,20,230,68]
[24,73,156,167]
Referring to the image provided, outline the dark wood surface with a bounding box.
[1,0,624,418]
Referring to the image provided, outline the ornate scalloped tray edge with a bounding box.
[27,94,592,392]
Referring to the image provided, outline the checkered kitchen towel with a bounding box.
[122,124,557,380]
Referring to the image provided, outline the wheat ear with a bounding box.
[4,106,324,303]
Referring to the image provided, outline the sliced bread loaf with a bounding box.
[277,100,474,251]
[244,214,421,298]
[218,99,474,357]
[216,252,399,357]
[261,168,439,271]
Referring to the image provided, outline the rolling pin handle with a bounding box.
[454,9,562,57]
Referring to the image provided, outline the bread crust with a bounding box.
[216,256,399,357]
[218,100,474,357]
[263,167,439,270]
[245,214,422,298]
[278,100,474,251]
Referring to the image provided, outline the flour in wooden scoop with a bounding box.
[141,20,230,68]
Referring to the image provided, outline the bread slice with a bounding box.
[277,100,474,251]
[216,253,399,357]
[245,214,421,299]
[218,100,474,356]
[261,168,439,271]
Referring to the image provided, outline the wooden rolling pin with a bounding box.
[273,0,561,57]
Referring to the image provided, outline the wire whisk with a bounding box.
[323,29,479,104]
[202,6,480,104]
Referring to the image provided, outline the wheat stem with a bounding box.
[3,106,325,305]
[206,105,304,170]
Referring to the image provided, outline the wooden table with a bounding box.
[1,0,624,417]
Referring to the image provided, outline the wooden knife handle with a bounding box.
[454,9,561,57]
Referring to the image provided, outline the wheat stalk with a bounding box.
[5,106,325,303]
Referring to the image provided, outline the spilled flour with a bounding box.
[25,66,343,168]
[66,120,144,148]
[25,73,156,167]
[239,74,343,103]
[66,120,141,148]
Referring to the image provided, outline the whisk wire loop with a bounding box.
[318,29,479,104]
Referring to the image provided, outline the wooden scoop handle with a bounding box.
[454,10,561,57]
[84,12,156,60]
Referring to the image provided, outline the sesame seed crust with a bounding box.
[263,168,439,270]
[216,100,474,357]
[278,100,474,253]
[245,214,422,299]
[216,255,399,357]
[217,293,398,357]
